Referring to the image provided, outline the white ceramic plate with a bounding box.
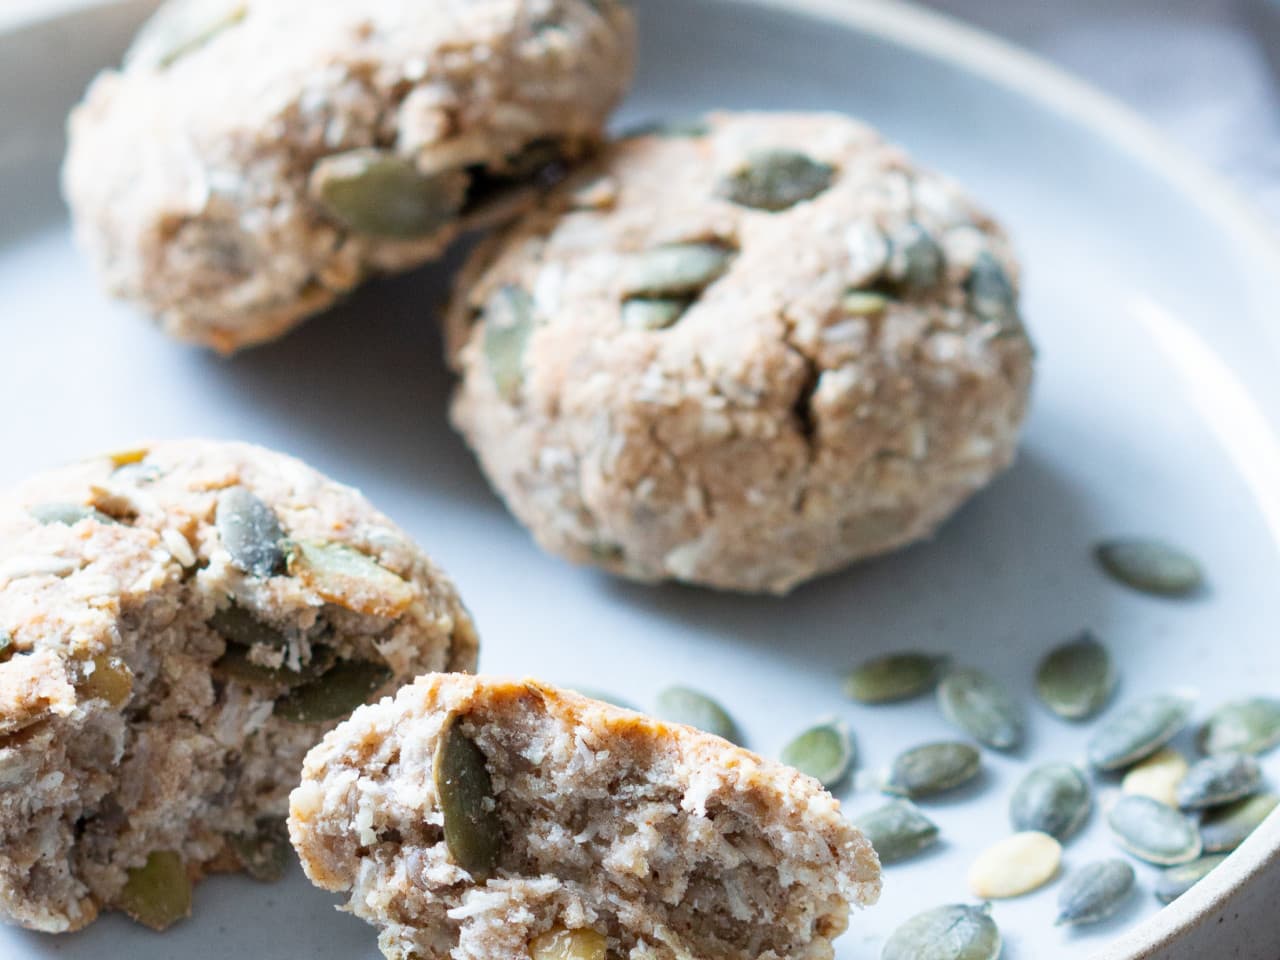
[2,1,1279,958]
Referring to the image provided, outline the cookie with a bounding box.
[445,111,1035,593]
[0,440,477,933]
[289,674,880,960]
[63,0,635,353]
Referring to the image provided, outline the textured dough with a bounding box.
[446,111,1035,593]
[63,0,635,352]
[0,440,477,932]
[290,674,880,960]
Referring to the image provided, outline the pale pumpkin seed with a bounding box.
[621,242,734,299]
[216,486,286,578]
[124,0,246,70]
[311,149,465,238]
[937,667,1024,751]
[287,540,415,618]
[886,741,981,799]
[852,800,940,865]
[890,224,945,291]
[841,290,891,317]
[1200,793,1279,853]
[621,297,687,330]
[655,686,741,744]
[1176,752,1261,810]
[717,150,835,212]
[1094,539,1203,597]
[1155,854,1228,904]
[1055,859,1136,926]
[107,447,149,469]
[1122,747,1189,808]
[483,285,535,403]
[968,831,1061,899]
[529,927,608,960]
[227,817,291,882]
[434,713,502,880]
[881,903,1001,960]
[273,659,392,724]
[844,652,946,704]
[1107,795,1202,865]
[116,850,192,930]
[1087,693,1194,771]
[781,719,855,788]
[1035,633,1116,721]
[208,603,288,650]
[1197,698,1280,756]
[966,252,1020,334]
[28,503,115,526]
[214,643,336,691]
[1009,763,1091,842]
[77,653,133,707]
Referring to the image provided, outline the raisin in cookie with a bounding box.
[0,440,477,933]
[63,0,635,353]
[445,111,1035,593]
[289,674,880,960]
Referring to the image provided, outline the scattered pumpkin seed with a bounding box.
[1087,693,1195,771]
[966,252,1020,334]
[621,297,687,330]
[1009,763,1092,842]
[890,223,945,291]
[1035,632,1116,721]
[77,653,133,707]
[937,667,1024,751]
[116,850,192,930]
[1094,539,1203,597]
[311,149,465,238]
[1197,697,1280,756]
[214,643,335,690]
[781,719,855,788]
[1107,795,1202,865]
[1055,859,1136,926]
[1154,854,1229,904]
[124,0,247,70]
[434,713,502,880]
[881,903,1001,960]
[208,602,288,650]
[886,741,982,799]
[227,817,291,882]
[1176,752,1262,810]
[287,540,415,618]
[1200,793,1279,853]
[841,290,891,317]
[529,927,608,960]
[482,285,535,403]
[844,652,947,704]
[852,800,940,865]
[1122,747,1189,808]
[620,242,734,299]
[717,150,835,212]
[216,486,286,578]
[273,658,392,724]
[968,831,1061,899]
[654,686,741,744]
[28,502,115,526]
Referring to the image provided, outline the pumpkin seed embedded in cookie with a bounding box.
[434,713,502,881]
[216,486,287,578]
[227,817,291,883]
[273,659,393,724]
[208,602,288,650]
[966,251,1021,335]
[124,0,247,70]
[717,150,835,212]
[529,927,608,960]
[311,149,467,238]
[621,297,688,330]
[287,540,416,618]
[483,285,536,403]
[620,242,735,299]
[115,850,192,930]
[28,503,116,527]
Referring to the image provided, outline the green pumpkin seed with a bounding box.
[851,800,940,865]
[882,903,1001,960]
[213,643,336,690]
[28,503,115,526]
[1155,854,1229,904]
[434,713,502,880]
[937,668,1024,751]
[886,741,982,799]
[311,149,465,238]
[1200,793,1279,853]
[890,224,945,291]
[622,117,710,140]
[717,150,835,212]
[124,0,247,70]
[1094,539,1203,597]
[483,285,536,403]
[116,850,192,930]
[1197,698,1280,756]
[781,719,855,788]
[208,603,288,650]
[273,659,393,724]
[1009,763,1092,842]
[1087,693,1195,772]
[216,486,286,578]
[968,831,1061,899]
[621,298,688,330]
[0,633,11,662]
[227,817,291,882]
[966,252,1020,334]
[841,290,891,317]
[1176,752,1262,810]
[287,540,415,618]
[621,242,734,299]
[1035,633,1116,721]
[1055,859,1136,926]
[654,686,741,744]
[844,652,947,704]
[1107,795,1202,865]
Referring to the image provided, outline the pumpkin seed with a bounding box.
[881,903,1001,960]
[1122,747,1189,808]
[77,653,133,707]
[1035,633,1116,721]
[116,850,191,930]
[1200,793,1279,853]
[214,643,336,691]
[968,831,1061,899]
[1155,854,1229,904]
[890,224,945,291]
[1087,693,1195,771]
[216,487,286,578]
[483,285,536,403]
[28,503,115,526]
[851,800,940,865]
[273,659,392,724]
[966,252,1020,334]
[621,297,687,330]
[0,633,11,662]
[1107,795,1202,865]
[844,652,946,704]
[529,927,607,960]
[1198,698,1280,756]
[717,150,835,212]
[1094,539,1203,597]
[287,540,415,618]
[841,290,891,317]
[621,242,734,299]
[1055,859,1136,926]
[434,713,502,880]
[227,817,291,882]
[124,0,246,70]
[107,447,149,468]
[937,667,1024,751]
[1176,752,1262,810]
[208,602,287,650]
[886,742,982,799]
[311,149,465,238]
[622,117,710,140]
[781,719,855,788]
[1009,763,1091,842]
[654,686,741,744]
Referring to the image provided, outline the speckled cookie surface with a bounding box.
[63,0,635,353]
[445,111,1036,593]
[289,674,880,960]
[0,440,477,933]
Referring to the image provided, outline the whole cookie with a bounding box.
[0,440,477,933]
[64,0,635,353]
[446,111,1035,594]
